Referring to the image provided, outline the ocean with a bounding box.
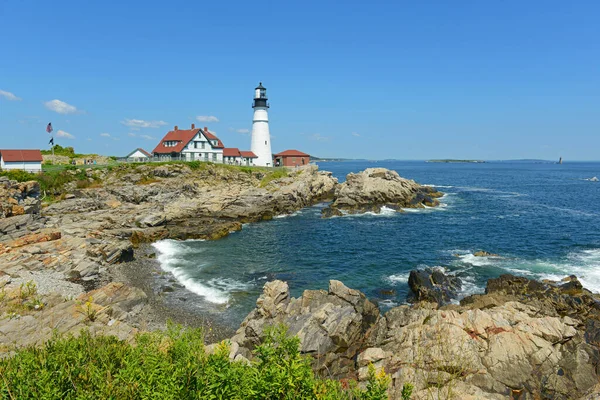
[152,160,600,327]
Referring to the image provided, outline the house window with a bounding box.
[292,157,296,163]
[194,142,198,149]
[212,153,217,160]
[201,142,205,149]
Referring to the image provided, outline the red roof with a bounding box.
[152,128,199,154]
[273,149,310,157]
[223,148,241,157]
[240,151,257,158]
[152,126,224,154]
[203,131,224,149]
[0,149,43,163]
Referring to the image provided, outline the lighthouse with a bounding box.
[250,82,272,167]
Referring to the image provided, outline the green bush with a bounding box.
[0,170,36,183]
[0,324,394,399]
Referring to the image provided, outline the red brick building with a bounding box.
[273,150,310,167]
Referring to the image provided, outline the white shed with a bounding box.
[0,149,43,172]
[126,148,152,162]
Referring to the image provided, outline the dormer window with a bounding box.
[163,140,179,147]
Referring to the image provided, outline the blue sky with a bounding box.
[1,0,598,160]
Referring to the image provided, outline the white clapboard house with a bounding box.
[152,124,225,162]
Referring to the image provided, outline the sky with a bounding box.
[0,0,599,160]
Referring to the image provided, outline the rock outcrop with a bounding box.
[407,267,462,305]
[322,168,443,216]
[230,280,379,378]
[0,178,44,242]
[228,276,600,400]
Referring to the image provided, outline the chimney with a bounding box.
[174,125,178,131]
[191,123,195,129]
[204,127,208,133]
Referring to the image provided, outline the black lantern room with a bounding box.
[252,82,269,108]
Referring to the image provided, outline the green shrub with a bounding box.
[0,324,395,399]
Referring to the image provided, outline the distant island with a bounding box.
[426,159,486,163]
[310,156,352,162]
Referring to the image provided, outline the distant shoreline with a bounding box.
[426,159,485,163]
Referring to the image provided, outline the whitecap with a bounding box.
[401,208,426,213]
[343,207,399,217]
[458,254,496,266]
[454,275,483,301]
[387,273,409,284]
[379,299,400,308]
[274,210,301,219]
[486,248,600,294]
[445,249,472,256]
[152,239,249,304]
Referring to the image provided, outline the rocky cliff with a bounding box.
[322,168,443,217]
[222,275,600,400]
[0,163,337,350]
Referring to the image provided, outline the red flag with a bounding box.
[46,123,53,133]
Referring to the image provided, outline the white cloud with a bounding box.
[121,119,168,129]
[352,132,360,137]
[236,128,250,134]
[140,134,155,140]
[196,115,219,123]
[0,90,21,101]
[87,138,92,141]
[100,133,111,137]
[44,99,79,114]
[128,132,137,137]
[57,130,75,139]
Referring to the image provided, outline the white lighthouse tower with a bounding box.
[250,82,272,167]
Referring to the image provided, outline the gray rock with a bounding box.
[407,267,462,306]
[322,168,443,216]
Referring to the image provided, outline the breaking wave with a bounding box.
[152,240,250,305]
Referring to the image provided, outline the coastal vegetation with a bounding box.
[0,325,398,400]
[41,145,86,158]
[0,161,292,201]
[0,167,100,200]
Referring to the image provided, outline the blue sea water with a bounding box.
[153,161,600,327]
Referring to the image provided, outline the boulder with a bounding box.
[407,267,462,306]
[321,168,443,216]
[232,279,380,378]
[80,282,147,321]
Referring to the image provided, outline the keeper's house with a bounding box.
[273,150,310,167]
[0,149,43,172]
[152,124,224,162]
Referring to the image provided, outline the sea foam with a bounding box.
[152,239,249,305]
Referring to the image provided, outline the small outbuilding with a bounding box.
[223,148,258,166]
[240,151,258,166]
[273,150,310,167]
[0,149,43,172]
[126,148,152,162]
